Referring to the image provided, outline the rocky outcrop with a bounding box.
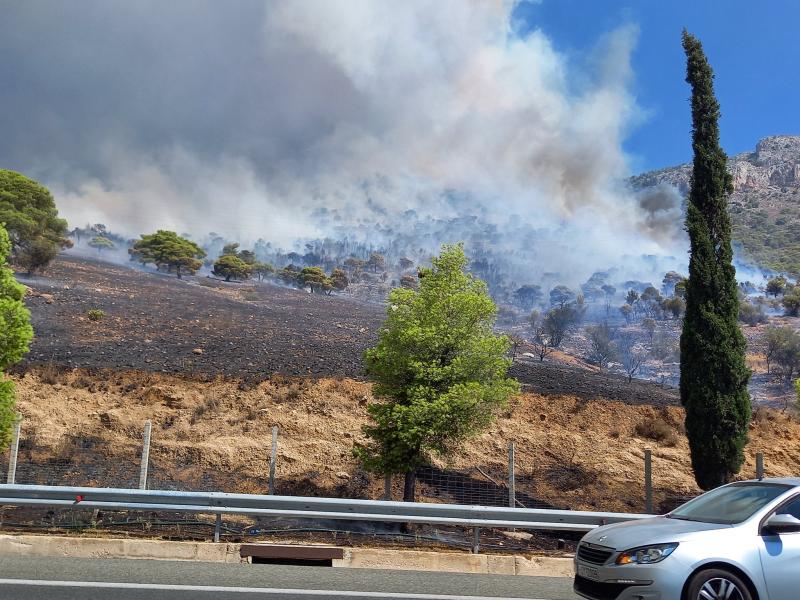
[631,135,800,274]
[632,135,800,194]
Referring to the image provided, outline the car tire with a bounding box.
[687,568,752,600]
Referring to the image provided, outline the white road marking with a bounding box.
[0,578,548,600]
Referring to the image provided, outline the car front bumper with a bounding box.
[573,558,686,600]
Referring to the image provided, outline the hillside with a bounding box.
[10,366,800,516]
[631,135,800,275]
[19,255,679,406]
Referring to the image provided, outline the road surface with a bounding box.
[0,556,579,599]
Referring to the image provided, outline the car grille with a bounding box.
[577,543,614,565]
[573,576,635,600]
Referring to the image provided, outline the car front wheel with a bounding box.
[687,568,752,600]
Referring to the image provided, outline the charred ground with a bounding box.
[19,255,679,405]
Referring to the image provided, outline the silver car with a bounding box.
[574,478,800,600]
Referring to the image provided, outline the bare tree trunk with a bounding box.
[403,469,417,503]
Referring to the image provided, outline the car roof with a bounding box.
[738,477,800,487]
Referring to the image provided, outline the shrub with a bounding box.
[634,416,678,447]
[86,309,105,322]
[739,301,767,325]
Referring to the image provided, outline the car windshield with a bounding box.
[669,483,792,524]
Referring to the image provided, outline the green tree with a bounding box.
[298,266,329,293]
[129,230,206,279]
[781,287,800,317]
[330,268,349,292]
[356,244,519,501]
[680,31,751,490]
[252,262,275,282]
[213,255,252,282]
[88,236,115,254]
[279,265,299,286]
[0,170,70,272]
[0,224,34,450]
[514,284,542,311]
[766,276,788,297]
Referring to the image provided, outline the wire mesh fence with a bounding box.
[0,416,729,516]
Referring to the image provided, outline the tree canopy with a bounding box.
[679,31,750,490]
[356,244,519,501]
[0,169,70,272]
[213,254,252,282]
[88,236,115,253]
[129,230,206,278]
[0,223,33,449]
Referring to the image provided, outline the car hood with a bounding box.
[581,516,731,550]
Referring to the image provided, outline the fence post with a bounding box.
[214,513,222,543]
[644,448,653,514]
[472,527,480,554]
[269,426,278,495]
[756,453,764,480]
[139,420,152,490]
[508,442,516,508]
[6,421,21,485]
[383,474,392,501]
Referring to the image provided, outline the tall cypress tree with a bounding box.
[680,31,751,490]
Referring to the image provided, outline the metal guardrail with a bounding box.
[0,485,654,533]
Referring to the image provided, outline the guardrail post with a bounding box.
[6,421,21,485]
[269,426,278,495]
[139,420,152,490]
[756,453,764,480]
[508,442,515,508]
[383,474,392,501]
[214,513,222,543]
[644,448,653,513]
[472,527,480,554]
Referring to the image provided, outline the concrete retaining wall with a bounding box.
[0,534,575,577]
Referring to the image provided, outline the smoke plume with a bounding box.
[0,0,687,285]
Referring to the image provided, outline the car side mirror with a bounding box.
[764,513,800,534]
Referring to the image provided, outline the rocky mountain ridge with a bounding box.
[632,135,800,275]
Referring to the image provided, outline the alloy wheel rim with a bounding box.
[698,577,745,600]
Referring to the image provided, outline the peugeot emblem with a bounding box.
[597,535,607,542]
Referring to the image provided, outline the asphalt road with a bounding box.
[0,556,579,600]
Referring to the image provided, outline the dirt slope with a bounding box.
[10,367,800,513]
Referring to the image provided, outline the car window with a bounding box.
[777,496,800,520]
[669,483,792,524]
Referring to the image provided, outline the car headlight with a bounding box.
[616,543,678,565]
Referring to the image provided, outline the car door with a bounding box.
[759,495,800,600]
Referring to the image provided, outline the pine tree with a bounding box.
[0,223,33,449]
[680,31,751,490]
[356,244,519,501]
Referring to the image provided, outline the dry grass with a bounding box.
[634,415,679,447]
[10,366,800,511]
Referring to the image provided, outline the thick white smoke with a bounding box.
[33,1,685,283]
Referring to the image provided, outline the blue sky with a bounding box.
[516,0,799,171]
